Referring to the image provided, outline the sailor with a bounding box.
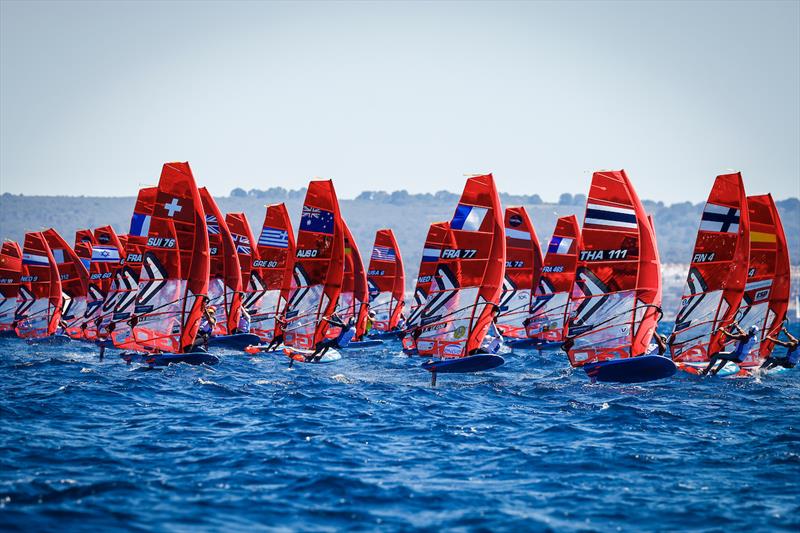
[646,333,669,356]
[365,310,376,335]
[761,326,799,370]
[395,312,407,331]
[55,319,68,336]
[323,313,357,348]
[703,322,758,375]
[236,307,251,334]
[195,305,217,350]
[262,315,287,352]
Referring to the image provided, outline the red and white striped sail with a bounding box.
[416,174,505,358]
[42,228,90,339]
[199,188,243,335]
[111,187,156,350]
[497,207,542,339]
[133,162,210,354]
[80,225,125,340]
[406,221,451,329]
[669,173,750,362]
[251,203,295,342]
[15,232,62,339]
[735,194,790,367]
[284,180,345,351]
[566,170,660,367]
[526,215,582,343]
[336,219,369,339]
[367,229,405,331]
[0,241,23,332]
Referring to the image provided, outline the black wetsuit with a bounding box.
[761,344,799,370]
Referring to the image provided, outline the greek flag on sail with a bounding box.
[259,227,289,248]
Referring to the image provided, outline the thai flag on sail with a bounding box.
[129,213,152,237]
[301,206,335,234]
[584,203,637,230]
[92,245,121,263]
[547,236,573,255]
[206,215,221,235]
[699,202,740,233]
[372,246,396,261]
[422,247,440,262]
[259,227,289,248]
[22,252,49,266]
[451,205,488,232]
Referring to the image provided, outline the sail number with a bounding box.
[579,249,629,261]
[296,249,318,258]
[441,248,477,259]
[693,252,716,263]
[253,259,279,268]
[541,265,565,273]
[21,275,38,282]
[506,260,524,268]
[146,237,176,248]
[368,269,385,276]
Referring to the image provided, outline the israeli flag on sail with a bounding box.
[699,202,740,233]
[92,245,121,263]
[129,213,152,237]
[547,236,573,255]
[451,205,488,231]
[584,203,637,229]
[422,247,440,262]
[22,252,49,266]
[259,227,289,248]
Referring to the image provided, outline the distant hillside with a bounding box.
[1,190,798,319]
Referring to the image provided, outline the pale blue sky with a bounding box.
[1,0,798,202]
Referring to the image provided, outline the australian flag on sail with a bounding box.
[92,245,121,263]
[300,206,335,234]
[372,246,396,261]
[206,215,221,235]
[699,202,740,233]
[451,204,488,232]
[259,227,289,248]
[129,213,152,237]
[547,236,573,255]
[584,203,637,230]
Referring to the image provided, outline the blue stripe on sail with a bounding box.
[584,208,637,224]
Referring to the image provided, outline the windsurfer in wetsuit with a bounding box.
[307,314,354,361]
[194,305,217,351]
[703,322,758,375]
[235,307,251,334]
[261,315,287,352]
[761,326,799,370]
[646,333,669,356]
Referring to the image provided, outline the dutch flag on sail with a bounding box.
[259,227,289,248]
[129,213,152,237]
[699,202,740,233]
[22,252,49,266]
[372,246,396,261]
[422,247,440,262]
[584,203,637,230]
[92,245,121,263]
[547,236,573,255]
[451,204,488,232]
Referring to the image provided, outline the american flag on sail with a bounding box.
[371,246,396,261]
[259,227,289,248]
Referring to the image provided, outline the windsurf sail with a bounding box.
[366,229,405,332]
[42,228,90,339]
[79,225,126,340]
[496,206,542,339]
[132,162,210,353]
[283,180,345,351]
[406,222,451,330]
[75,229,97,246]
[526,215,582,343]
[334,219,370,339]
[15,232,62,339]
[0,240,23,333]
[199,187,243,335]
[225,212,256,310]
[250,203,296,342]
[416,174,505,358]
[735,194,790,366]
[565,170,661,367]
[669,173,750,362]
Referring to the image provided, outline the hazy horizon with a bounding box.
[2,1,799,202]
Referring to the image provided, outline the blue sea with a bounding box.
[1,323,799,532]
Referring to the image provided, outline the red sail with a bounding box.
[199,187,243,335]
[566,170,660,367]
[251,203,296,342]
[225,212,256,303]
[42,228,90,339]
[284,180,345,351]
[75,229,97,246]
[16,232,62,338]
[669,173,750,362]
[416,174,505,358]
[81,225,126,340]
[0,241,23,332]
[527,215,582,343]
[497,206,542,339]
[111,187,156,350]
[736,194,790,366]
[367,229,405,331]
[133,162,210,354]
[406,221,451,329]
[336,219,369,339]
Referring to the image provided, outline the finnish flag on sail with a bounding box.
[22,252,50,266]
[699,202,740,233]
[451,205,488,232]
[259,227,289,248]
[584,203,637,230]
[129,213,152,237]
[92,245,121,263]
[547,236,573,255]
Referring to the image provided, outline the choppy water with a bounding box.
[1,323,799,532]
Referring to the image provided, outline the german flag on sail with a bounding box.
[751,231,776,244]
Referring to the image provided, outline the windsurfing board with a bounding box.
[283,347,342,364]
[583,355,676,384]
[367,330,403,340]
[421,354,505,374]
[207,333,262,351]
[121,349,220,366]
[342,339,383,349]
[675,360,740,378]
[26,334,72,346]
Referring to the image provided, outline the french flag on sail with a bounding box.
[584,203,637,230]
[129,213,152,237]
[92,245,121,263]
[451,205,488,232]
[22,252,49,266]
[547,236,573,255]
[422,247,440,262]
